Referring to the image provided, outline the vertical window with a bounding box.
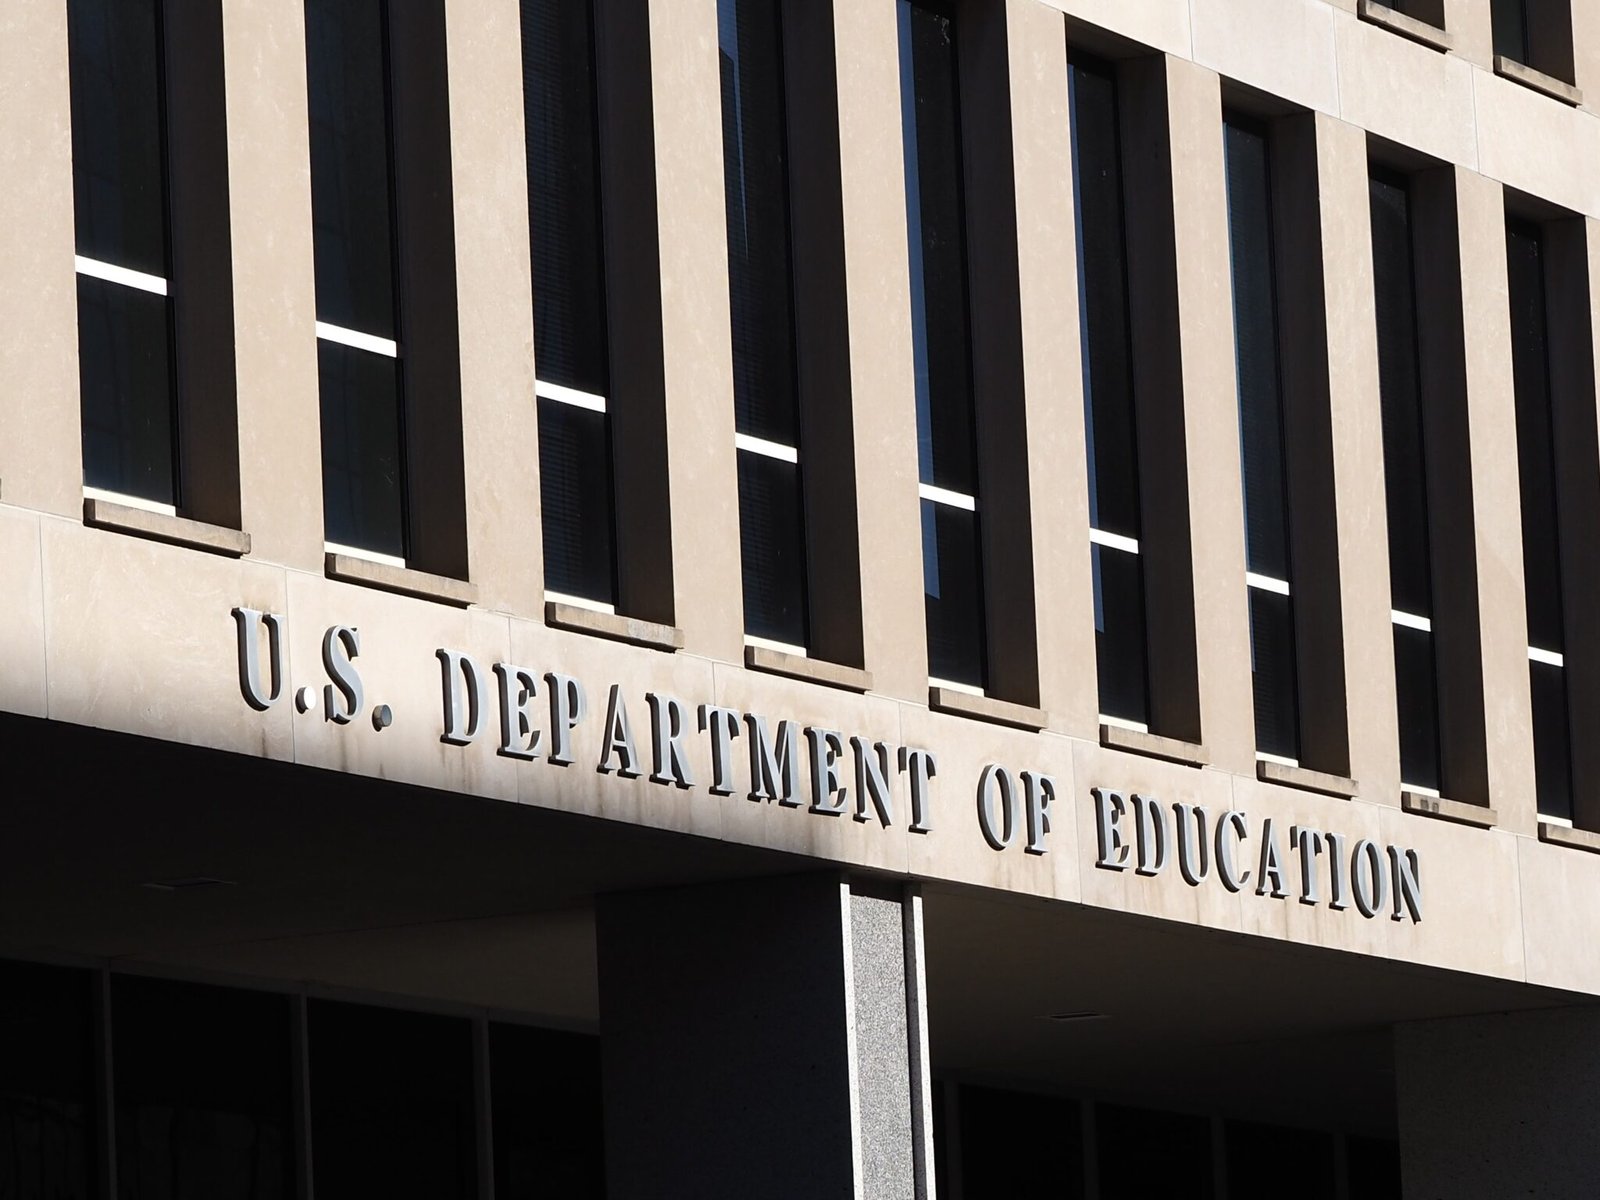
[1370,171,1443,793]
[112,977,294,1200]
[1492,0,1530,64]
[1069,55,1151,730]
[490,1025,605,1198]
[67,0,178,511]
[309,1000,477,1198]
[1507,220,1574,822]
[900,0,986,691]
[720,0,810,652]
[307,0,408,563]
[1223,116,1301,764]
[0,961,95,1199]
[523,0,619,611]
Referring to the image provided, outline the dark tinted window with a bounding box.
[1530,657,1574,822]
[0,961,96,1200]
[1097,1104,1214,1200]
[538,398,616,604]
[490,1025,605,1199]
[318,340,407,558]
[113,977,293,1200]
[77,275,176,505]
[1093,543,1150,726]
[523,0,609,395]
[309,1001,477,1200]
[1249,586,1300,762]
[958,1086,1082,1200]
[900,0,977,496]
[1395,622,1442,792]
[738,450,809,646]
[1492,0,1529,64]
[1226,1120,1337,1200]
[306,0,398,339]
[922,499,986,686]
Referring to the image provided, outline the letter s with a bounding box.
[322,625,364,725]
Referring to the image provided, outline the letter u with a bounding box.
[232,607,285,711]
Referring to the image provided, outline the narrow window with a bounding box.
[719,0,811,653]
[1492,0,1530,64]
[67,0,178,512]
[900,0,986,691]
[1222,116,1301,764]
[1069,55,1151,730]
[1507,219,1574,822]
[306,0,408,564]
[1370,170,1443,793]
[523,0,618,611]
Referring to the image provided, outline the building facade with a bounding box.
[3,0,1600,1195]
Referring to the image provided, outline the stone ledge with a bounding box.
[1401,790,1498,829]
[325,553,477,607]
[1257,760,1360,799]
[745,645,872,693]
[1538,820,1600,855]
[545,602,684,652]
[1494,56,1583,106]
[1356,0,1452,52]
[928,687,1047,731]
[1099,724,1208,768]
[84,498,250,558]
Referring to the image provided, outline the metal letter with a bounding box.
[976,765,1017,851]
[806,727,848,816]
[1389,845,1422,924]
[1255,818,1290,898]
[1021,771,1055,855]
[1291,826,1325,905]
[1133,793,1168,876]
[746,715,803,807]
[1215,811,1250,892]
[698,705,742,796]
[900,748,937,834]
[1174,803,1211,885]
[1093,788,1130,871]
[232,608,285,711]
[646,693,695,789]
[321,625,363,725]
[436,649,486,746]
[492,664,543,760]
[545,672,586,766]
[1325,832,1350,911]
[850,737,895,827]
[1351,838,1388,919]
[597,684,641,778]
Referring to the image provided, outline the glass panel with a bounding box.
[737,449,809,646]
[539,397,616,604]
[957,1087,1083,1200]
[1507,222,1565,654]
[78,274,177,505]
[1097,1104,1215,1200]
[1369,173,1434,619]
[318,340,407,559]
[0,960,95,1200]
[305,0,398,339]
[67,0,169,278]
[1069,57,1141,542]
[719,0,800,446]
[1249,585,1300,761]
[522,0,609,395]
[1394,623,1442,792]
[922,498,985,687]
[1492,0,1530,64]
[1530,659,1574,822]
[490,1025,605,1199]
[899,0,978,495]
[1093,543,1150,726]
[112,977,293,1200]
[1226,1121,1337,1200]
[1346,1136,1403,1200]
[309,1000,477,1200]
[1223,119,1293,583]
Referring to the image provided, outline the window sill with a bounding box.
[1355,0,1452,52]
[1537,820,1600,854]
[1257,760,1359,799]
[1493,56,1583,106]
[325,553,477,607]
[545,601,683,652]
[84,498,250,558]
[928,686,1047,731]
[1099,724,1208,768]
[1401,790,1497,829]
[745,645,872,693]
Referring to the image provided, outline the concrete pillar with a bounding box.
[597,875,934,1200]
[1397,1006,1600,1197]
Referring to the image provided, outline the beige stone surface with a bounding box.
[1051,0,1192,57]
[1519,834,1600,993]
[1473,67,1600,220]
[1333,10,1480,170]
[0,508,48,719]
[1191,0,1339,116]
